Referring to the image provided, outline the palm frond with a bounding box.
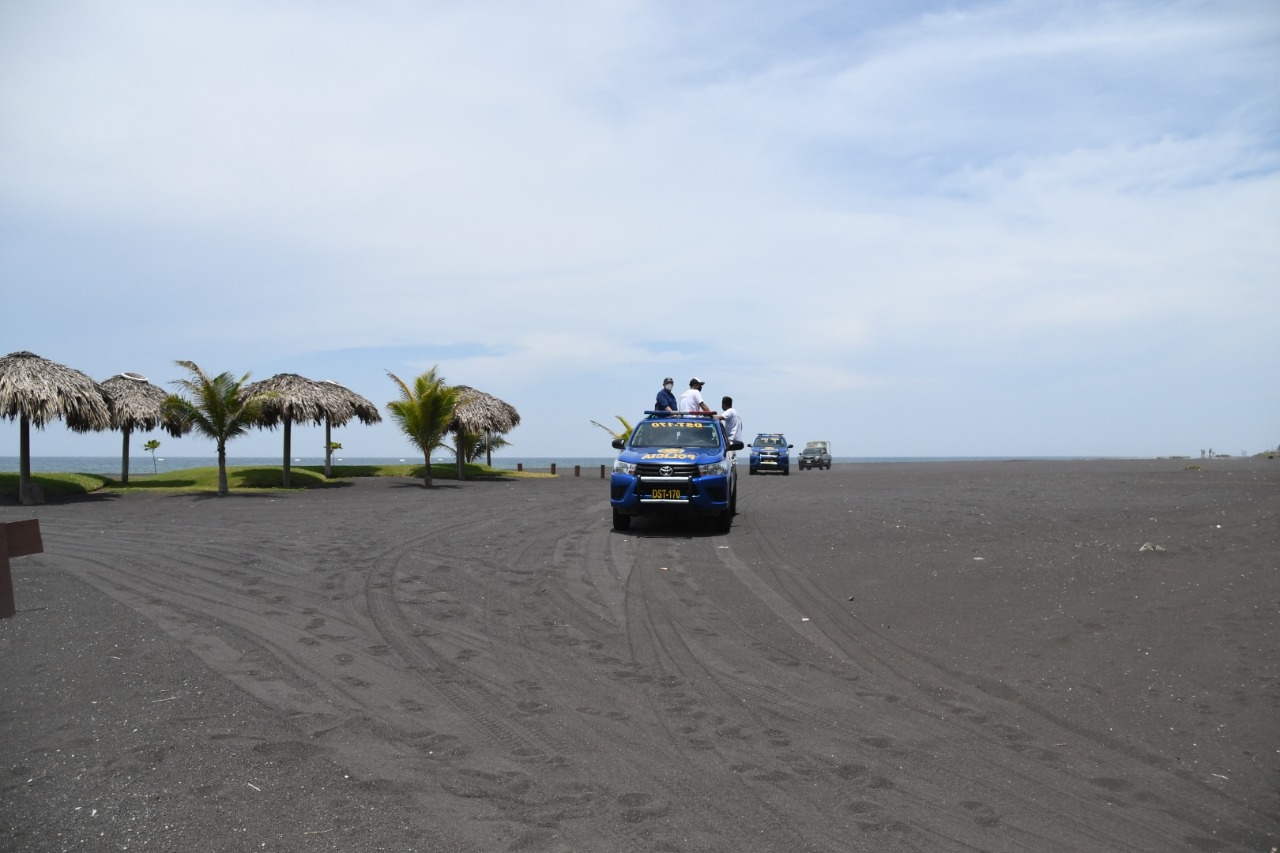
[591,415,633,443]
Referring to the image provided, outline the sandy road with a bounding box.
[2,458,1276,851]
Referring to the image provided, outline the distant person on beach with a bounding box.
[655,377,677,412]
[678,378,710,413]
[720,396,742,444]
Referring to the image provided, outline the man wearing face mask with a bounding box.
[655,377,677,412]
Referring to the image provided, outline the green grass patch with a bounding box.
[2,461,551,499]
[0,472,111,498]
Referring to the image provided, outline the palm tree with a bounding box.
[143,439,161,474]
[452,428,482,465]
[162,361,272,496]
[479,431,511,466]
[453,428,512,465]
[386,367,462,487]
[466,430,512,464]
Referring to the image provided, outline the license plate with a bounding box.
[650,488,684,500]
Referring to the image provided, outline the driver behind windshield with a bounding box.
[631,422,720,448]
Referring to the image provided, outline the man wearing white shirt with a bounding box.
[678,377,710,413]
[720,396,742,444]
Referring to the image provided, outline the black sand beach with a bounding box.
[2,458,1277,851]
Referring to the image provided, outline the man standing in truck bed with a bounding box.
[679,377,711,413]
[655,377,677,412]
[720,396,742,444]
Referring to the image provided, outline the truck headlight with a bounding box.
[698,460,729,476]
[613,459,636,475]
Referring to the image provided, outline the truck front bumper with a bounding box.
[610,473,732,517]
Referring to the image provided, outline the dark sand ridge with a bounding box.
[1,458,1276,852]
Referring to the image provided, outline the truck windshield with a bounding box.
[631,421,722,449]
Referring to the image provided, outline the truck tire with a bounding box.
[612,510,632,531]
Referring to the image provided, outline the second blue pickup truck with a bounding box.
[749,433,792,475]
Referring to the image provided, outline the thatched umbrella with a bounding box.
[101,372,190,484]
[244,373,381,487]
[0,350,111,505]
[449,385,521,479]
[319,380,382,476]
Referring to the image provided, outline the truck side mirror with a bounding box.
[728,440,744,451]
[611,439,625,450]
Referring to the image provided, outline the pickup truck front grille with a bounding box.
[636,463,697,478]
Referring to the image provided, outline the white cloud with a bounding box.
[2,0,1276,458]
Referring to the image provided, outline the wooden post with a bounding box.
[600,465,606,479]
[1,519,43,619]
[517,462,523,472]
[550,463,557,475]
[574,465,580,477]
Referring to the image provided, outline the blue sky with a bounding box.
[2,0,1277,460]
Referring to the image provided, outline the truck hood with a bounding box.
[618,446,724,465]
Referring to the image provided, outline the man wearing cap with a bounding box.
[655,377,677,412]
[678,378,711,413]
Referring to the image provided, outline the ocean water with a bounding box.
[0,456,615,476]
[3,455,1102,476]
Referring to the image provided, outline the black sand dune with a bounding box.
[2,458,1276,851]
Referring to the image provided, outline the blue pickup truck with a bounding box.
[749,433,792,475]
[609,411,744,532]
